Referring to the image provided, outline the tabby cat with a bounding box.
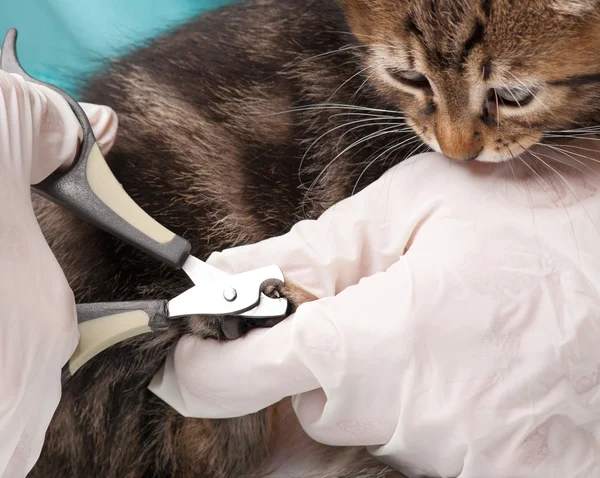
[31,0,600,477]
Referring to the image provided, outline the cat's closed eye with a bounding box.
[386,68,432,93]
[490,87,538,108]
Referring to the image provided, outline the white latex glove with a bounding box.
[0,70,118,478]
[150,145,600,478]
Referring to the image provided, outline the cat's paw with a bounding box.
[263,280,318,312]
[185,280,317,340]
[221,280,317,339]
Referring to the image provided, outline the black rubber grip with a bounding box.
[76,300,170,331]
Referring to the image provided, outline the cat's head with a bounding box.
[339,0,600,162]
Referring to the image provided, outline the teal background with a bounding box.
[0,0,237,97]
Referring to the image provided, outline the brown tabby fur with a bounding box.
[340,0,600,162]
[31,0,600,477]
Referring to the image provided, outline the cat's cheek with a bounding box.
[422,135,442,154]
[404,117,439,153]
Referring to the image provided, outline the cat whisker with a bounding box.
[344,133,408,173]
[403,138,428,161]
[545,129,600,136]
[522,133,600,166]
[514,145,580,257]
[308,127,408,186]
[532,147,597,178]
[301,127,411,213]
[296,103,403,115]
[306,117,405,146]
[257,42,377,83]
[298,119,408,179]
[351,146,400,196]
[285,43,372,67]
[348,130,418,170]
[336,122,411,151]
[530,148,600,243]
[350,70,379,103]
[327,65,376,102]
[545,142,600,155]
[380,140,428,221]
[539,142,600,167]
[260,103,403,118]
[325,30,391,43]
[326,112,405,121]
[505,148,537,232]
[549,126,600,133]
[545,157,596,179]
[312,103,404,114]
[551,129,600,134]
[494,88,500,127]
[543,134,600,141]
[351,135,422,196]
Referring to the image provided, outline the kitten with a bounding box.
[31,0,600,477]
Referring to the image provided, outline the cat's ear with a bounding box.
[550,0,600,16]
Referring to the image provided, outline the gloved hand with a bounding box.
[0,70,117,477]
[150,146,600,478]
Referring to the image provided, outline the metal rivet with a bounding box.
[223,287,237,302]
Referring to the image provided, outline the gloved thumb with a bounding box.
[80,102,118,155]
[15,78,117,184]
[5,75,118,184]
[34,94,118,177]
[149,315,320,419]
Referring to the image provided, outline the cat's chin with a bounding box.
[420,137,533,164]
[476,149,524,163]
[419,136,512,164]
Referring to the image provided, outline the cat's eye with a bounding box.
[490,87,537,108]
[387,68,432,92]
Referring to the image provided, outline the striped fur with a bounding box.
[31,0,600,476]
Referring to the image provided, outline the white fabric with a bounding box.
[0,70,117,478]
[150,144,600,478]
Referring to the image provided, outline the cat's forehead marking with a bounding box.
[458,20,486,66]
[404,1,491,77]
[481,0,492,18]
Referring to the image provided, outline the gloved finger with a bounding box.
[207,155,432,298]
[148,317,319,419]
[31,91,118,181]
[80,103,118,155]
[0,71,117,185]
[0,72,80,184]
[29,82,82,182]
[0,177,78,475]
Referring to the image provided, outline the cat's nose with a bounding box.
[435,121,483,162]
